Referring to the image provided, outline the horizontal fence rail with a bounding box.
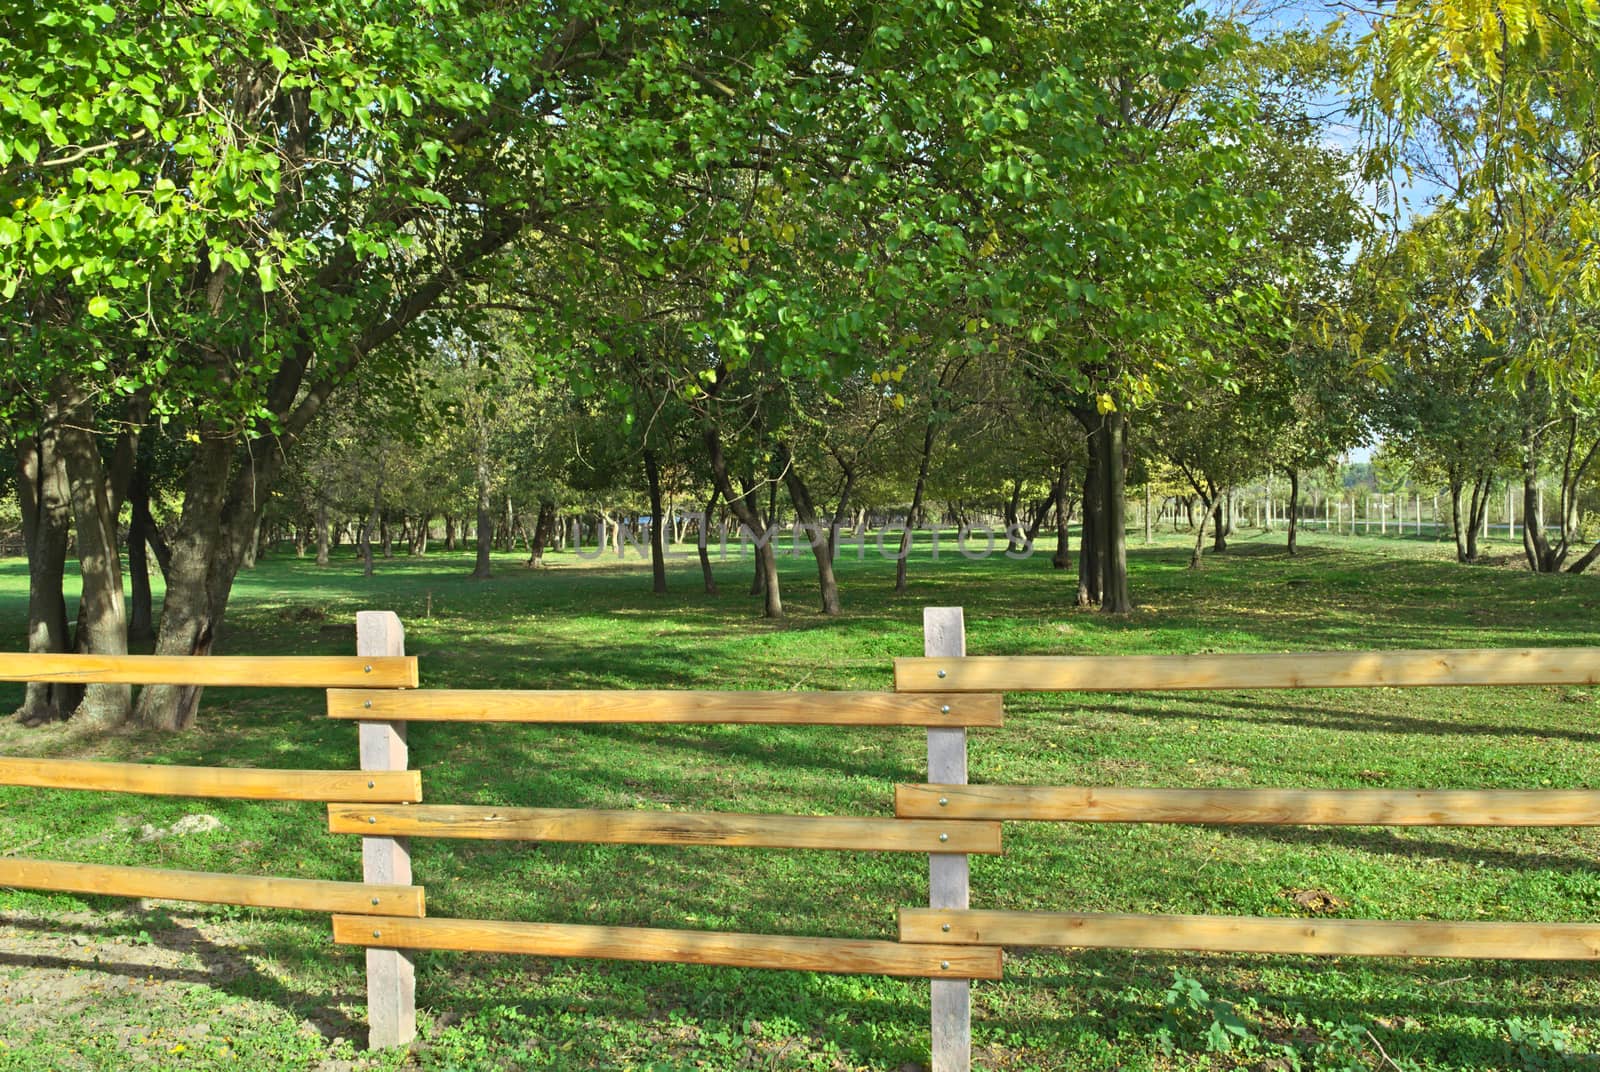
[328,804,1003,853]
[0,756,421,802]
[896,784,1600,826]
[329,688,1002,726]
[0,653,418,688]
[894,648,1600,693]
[899,908,1600,960]
[0,857,425,916]
[333,916,1003,979]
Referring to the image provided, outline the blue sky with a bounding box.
[1205,0,1454,463]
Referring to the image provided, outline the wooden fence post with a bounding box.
[356,611,416,1049]
[924,607,971,1072]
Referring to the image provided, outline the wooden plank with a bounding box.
[0,856,424,916]
[895,785,1600,827]
[333,915,1004,979]
[0,653,417,689]
[0,756,421,802]
[893,648,1600,693]
[924,607,971,1072]
[899,909,1600,959]
[328,688,1002,727]
[328,804,1003,854]
[355,610,416,1051]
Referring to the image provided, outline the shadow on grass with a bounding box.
[0,909,365,1042]
[1213,823,1600,874]
[1064,694,1600,746]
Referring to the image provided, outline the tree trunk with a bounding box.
[56,389,132,729]
[1026,480,1059,552]
[133,424,292,731]
[1521,418,1556,571]
[242,511,264,569]
[315,502,331,565]
[1004,480,1023,553]
[1518,414,1591,573]
[360,502,378,578]
[645,449,668,594]
[825,465,858,564]
[444,514,457,552]
[1465,475,1491,562]
[127,462,159,644]
[471,439,494,580]
[1211,496,1229,552]
[1190,493,1213,569]
[749,515,766,596]
[1448,478,1470,562]
[1052,464,1073,570]
[1567,540,1600,574]
[704,425,780,618]
[11,421,78,723]
[528,499,556,567]
[777,442,840,615]
[1554,416,1599,565]
[1096,413,1132,613]
[1075,445,1101,607]
[896,421,937,593]
[1286,469,1300,556]
[697,486,720,593]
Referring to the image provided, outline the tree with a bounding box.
[1363,0,1600,392]
[934,0,1294,611]
[6,1,1020,725]
[1360,211,1516,563]
[1154,362,1288,569]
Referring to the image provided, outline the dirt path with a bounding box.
[0,906,378,1070]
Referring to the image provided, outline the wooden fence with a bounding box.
[0,647,424,922]
[894,621,1600,1068]
[3,611,1600,1072]
[328,609,1005,1057]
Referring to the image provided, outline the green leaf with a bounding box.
[87,296,112,317]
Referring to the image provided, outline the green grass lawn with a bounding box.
[0,525,1597,1070]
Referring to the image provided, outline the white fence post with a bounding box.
[356,610,416,1049]
[925,606,971,1072]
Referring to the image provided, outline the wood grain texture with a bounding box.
[895,785,1600,826]
[0,856,424,916]
[898,909,1600,959]
[327,688,1002,726]
[0,756,421,802]
[923,607,972,1072]
[355,610,416,1051]
[327,804,1002,854]
[333,916,1003,978]
[0,653,418,688]
[893,648,1600,693]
